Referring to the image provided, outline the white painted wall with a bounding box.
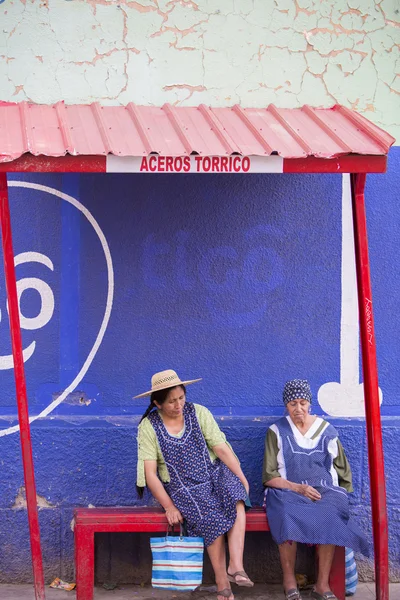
[0,0,399,139]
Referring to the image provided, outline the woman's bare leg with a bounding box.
[207,535,233,600]
[315,544,336,594]
[227,501,252,583]
[278,541,298,592]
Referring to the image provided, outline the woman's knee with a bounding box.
[234,501,246,525]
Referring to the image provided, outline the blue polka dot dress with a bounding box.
[266,417,369,556]
[148,402,247,547]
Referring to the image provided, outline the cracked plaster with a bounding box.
[0,0,398,139]
[12,487,55,510]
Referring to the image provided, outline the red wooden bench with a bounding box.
[74,507,345,600]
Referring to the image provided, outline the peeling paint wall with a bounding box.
[0,0,399,139]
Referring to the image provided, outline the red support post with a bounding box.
[350,173,389,600]
[0,173,46,600]
[329,546,345,600]
[75,525,95,600]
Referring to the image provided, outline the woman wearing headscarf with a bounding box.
[263,379,369,600]
[136,369,253,600]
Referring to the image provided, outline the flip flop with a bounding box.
[227,570,254,587]
[216,588,234,599]
[285,589,302,600]
[311,591,338,600]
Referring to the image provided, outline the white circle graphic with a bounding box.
[13,277,55,330]
[0,181,114,437]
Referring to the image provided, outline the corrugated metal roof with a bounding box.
[0,101,395,163]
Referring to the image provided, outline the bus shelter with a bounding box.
[0,101,395,600]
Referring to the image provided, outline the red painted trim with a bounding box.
[0,154,106,172]
[74,506,270,531]
[75,525,95,600]
[328,546,345,600]
[351,173,389,600]
[0,153,388,173]
[284,155,387,173]
[0,173,46,600]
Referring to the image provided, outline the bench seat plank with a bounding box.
[74,506,269,530]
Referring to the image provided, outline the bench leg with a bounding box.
[329,546,345,600]
[75,525,95,600]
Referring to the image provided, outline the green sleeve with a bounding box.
[136,418,158,487]
[262,427,280,485]
[194,404,228,448]
[333,439,353,492]
[137,418,158,459]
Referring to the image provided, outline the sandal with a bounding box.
[285,589,302,600]
[227,570,254,587]
[311,592,338,600]
[216,588,233,599]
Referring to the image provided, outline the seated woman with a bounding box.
[136,369,253,600]
[263,379,369,600]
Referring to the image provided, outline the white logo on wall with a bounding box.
[0,181,114,437]
[318,174,383,417]
[0,252,55,370]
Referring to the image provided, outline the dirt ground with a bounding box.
[0,582,398,600]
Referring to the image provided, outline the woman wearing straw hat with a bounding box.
[263,379,369,600]
[136,369,253,600]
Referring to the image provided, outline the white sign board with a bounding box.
[107,155,284,174]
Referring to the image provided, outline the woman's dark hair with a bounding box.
[136,384,186,499]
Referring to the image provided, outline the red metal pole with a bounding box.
[350,173,389,600]
[0,173,46,600]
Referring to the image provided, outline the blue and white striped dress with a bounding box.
[265,416,369,556]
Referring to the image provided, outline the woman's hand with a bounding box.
[165,505,183,526]
[295,483,321,501]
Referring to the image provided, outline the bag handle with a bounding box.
[166,519,188,538]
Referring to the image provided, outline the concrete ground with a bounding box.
[0,583,399,600]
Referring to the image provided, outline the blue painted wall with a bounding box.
[0,150,399,583]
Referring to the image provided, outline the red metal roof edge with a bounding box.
[0,101,395,164]
[0,153,388,174]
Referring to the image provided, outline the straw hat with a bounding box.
[134,369,202,399]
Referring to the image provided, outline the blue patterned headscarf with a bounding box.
[283,379,312,405]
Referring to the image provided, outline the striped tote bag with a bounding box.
[345,547,358,596]
[150,530,204,591]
